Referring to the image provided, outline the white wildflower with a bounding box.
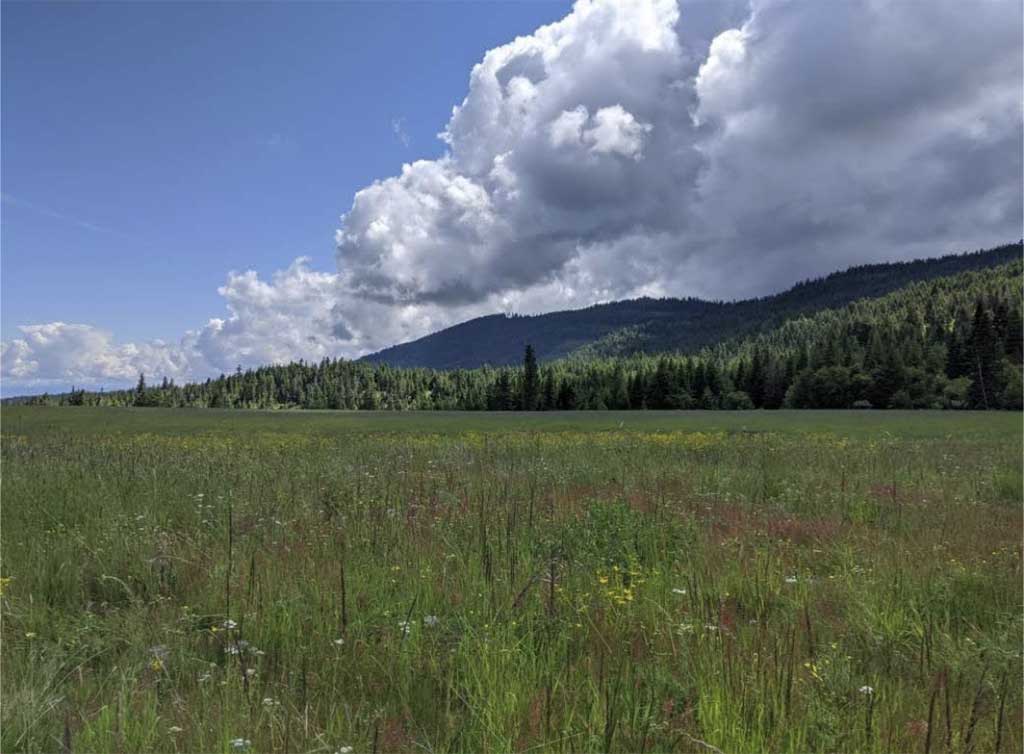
[333,638,345,646]
[859,685,874,695]
[230,739,251,751]
[671,588,687,595]
[423,615,440,627]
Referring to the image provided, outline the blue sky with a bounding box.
[2,1,571,345]
[2,0,1020,394]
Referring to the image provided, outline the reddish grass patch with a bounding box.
[764,516,843,546]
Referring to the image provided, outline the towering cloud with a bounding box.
[4,0,1021,389]
[690,0,1024,294]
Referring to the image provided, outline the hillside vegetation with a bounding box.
[362,243,1021,368]
[27,256,1024,412]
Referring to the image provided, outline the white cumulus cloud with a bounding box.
[3,0,1021,391]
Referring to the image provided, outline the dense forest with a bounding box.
[363,243,1022,368]
[25,259,1023,411]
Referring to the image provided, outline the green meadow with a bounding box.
[2,407,1021,753]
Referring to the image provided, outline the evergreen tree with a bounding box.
[134,373,146,405]
[967,300,1000,408]
[747,348,766,407]
[521,344,540,410]
[493,371,514,411]
[556,380,576,410]
[541,370,557,410]
[648,359,673,409]
[628,373,646,409]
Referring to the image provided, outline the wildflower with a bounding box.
[785,576,798,584]
[169,726,184,734]
[262,697,280,707]
[859,685,874,695]
[0,576,13,596]
[230,738,252,751]
[150,658,165,672]
[25,632,37,639]
[671,588,687,595]
[423,615,440,627]
[398,620,411,637]
[336,748,354,754]
[333,638,345,646]
[245,668,257,677]
[222,619,238,630]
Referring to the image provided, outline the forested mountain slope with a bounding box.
[24,257,1022,411]
[362,242,1021,368]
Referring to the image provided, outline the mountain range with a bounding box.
[362,243,1022,369]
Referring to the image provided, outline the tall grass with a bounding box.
[2,409,1021,753]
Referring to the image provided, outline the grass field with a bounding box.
[2,407,1021,753]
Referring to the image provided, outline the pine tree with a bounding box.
[648,359,673,409]
[628,373,646,409]
[521,344,539,411]
[541,370,556,411]
[134,373,149,407]
[967,300,1000,409]
[1004,306,1023,363]
[556,380,576,410]
[747,349,766,407]
[493,371,514,411]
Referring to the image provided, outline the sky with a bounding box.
[2,0,1022,395]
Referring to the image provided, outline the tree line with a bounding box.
[31,261,1023,411]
